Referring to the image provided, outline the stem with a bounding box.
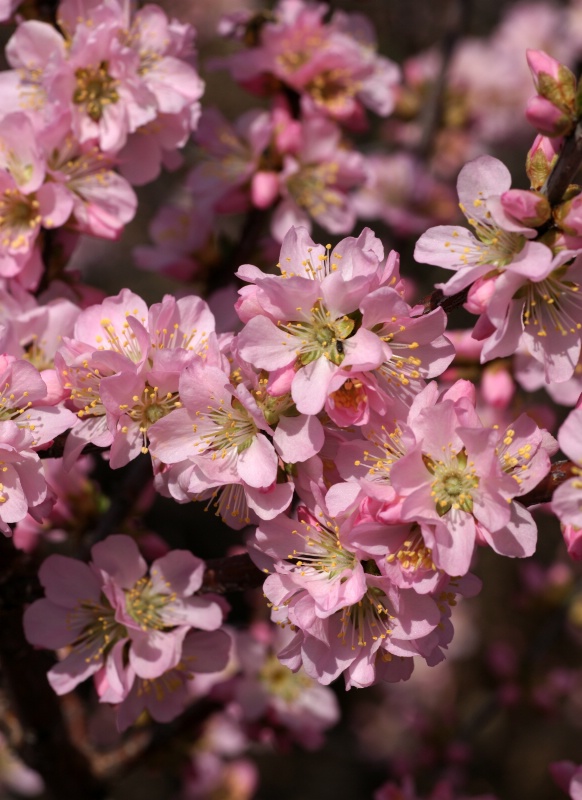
[544,120,582,206]
[415,0,471,160]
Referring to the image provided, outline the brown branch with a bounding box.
[544,120,582,206]
[519,458,577,506]
[201,552,265,593]
[415,0,471,160]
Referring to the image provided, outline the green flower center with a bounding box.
[125,576,176,631]
[73,61,119,122]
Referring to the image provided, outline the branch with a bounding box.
[544,120,582,206]
[519,459,577,506]
[415,0,471,160]
[201,552,265,593]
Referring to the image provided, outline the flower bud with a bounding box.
[465,276,496,315]
[525,96,574,137]
[526,134,561,189]
[251,170,279,209]
[481,365,515,409]
[500,189,551,227]
[526,49,562,87]
[526,49,577,113]
[563,524,582,561]
[554,192,582,235]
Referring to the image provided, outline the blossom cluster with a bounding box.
[7,1,582,797]
[24,534,231,728]
[0,0,204,289]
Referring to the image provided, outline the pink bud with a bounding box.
[251,170,280,209]
[563,524,582,560]
[526,48,561,86]
[525,96,574,137]
[556,194,582,235]
[465,276,496,314]
[526,134,562,189]
[267,364,295,396]
[481,366,515,409]
[500,189,550,227]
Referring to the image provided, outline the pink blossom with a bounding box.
[388,382,552,576]
[2,0,204,156]
[42,113,137,238]
[552,408,582,531]
[147,353,305,523]
[113,629,231,731]
[232,623,339,748]
[0,113,71,288]
[415,155,582,383]
[0,422,49,535]
[250,492,456,688]
[271,113,366,241]
[24,535,225,695]
[57,289,218,467]
[217,0,400,124]
[237,226,452,416]
[188,107,273,213]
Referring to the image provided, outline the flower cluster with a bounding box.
[0,0,204,288]
[415,150,582,384]
[24,534,230,727]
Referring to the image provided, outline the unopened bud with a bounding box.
[526,49,562,87]
[500,189,551,227]
[465,276,496,315]
[526,134,561,189]
[554,192,582,236]
[251,170,280,209]
[526,49,577,113]
[525,96,575,137]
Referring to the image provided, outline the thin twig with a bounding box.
[415,0,471,160]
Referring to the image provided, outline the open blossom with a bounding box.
[0,113,73,288]
[56,289,218,467]
[107,629,231,731]
[236,226,453,416]
[271,113,366,241]
[387,381,554,576]
[188,105,365,241]
[249,492,468,688]
[0,422,50,535]
[188,107,274,213]
[231,623,340,748]
[0,0,203,157]
[415,155,582,382]
[24,535,225,696]
[217,0,400,124]
[552,407,582,532]
[147,342,323,524]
